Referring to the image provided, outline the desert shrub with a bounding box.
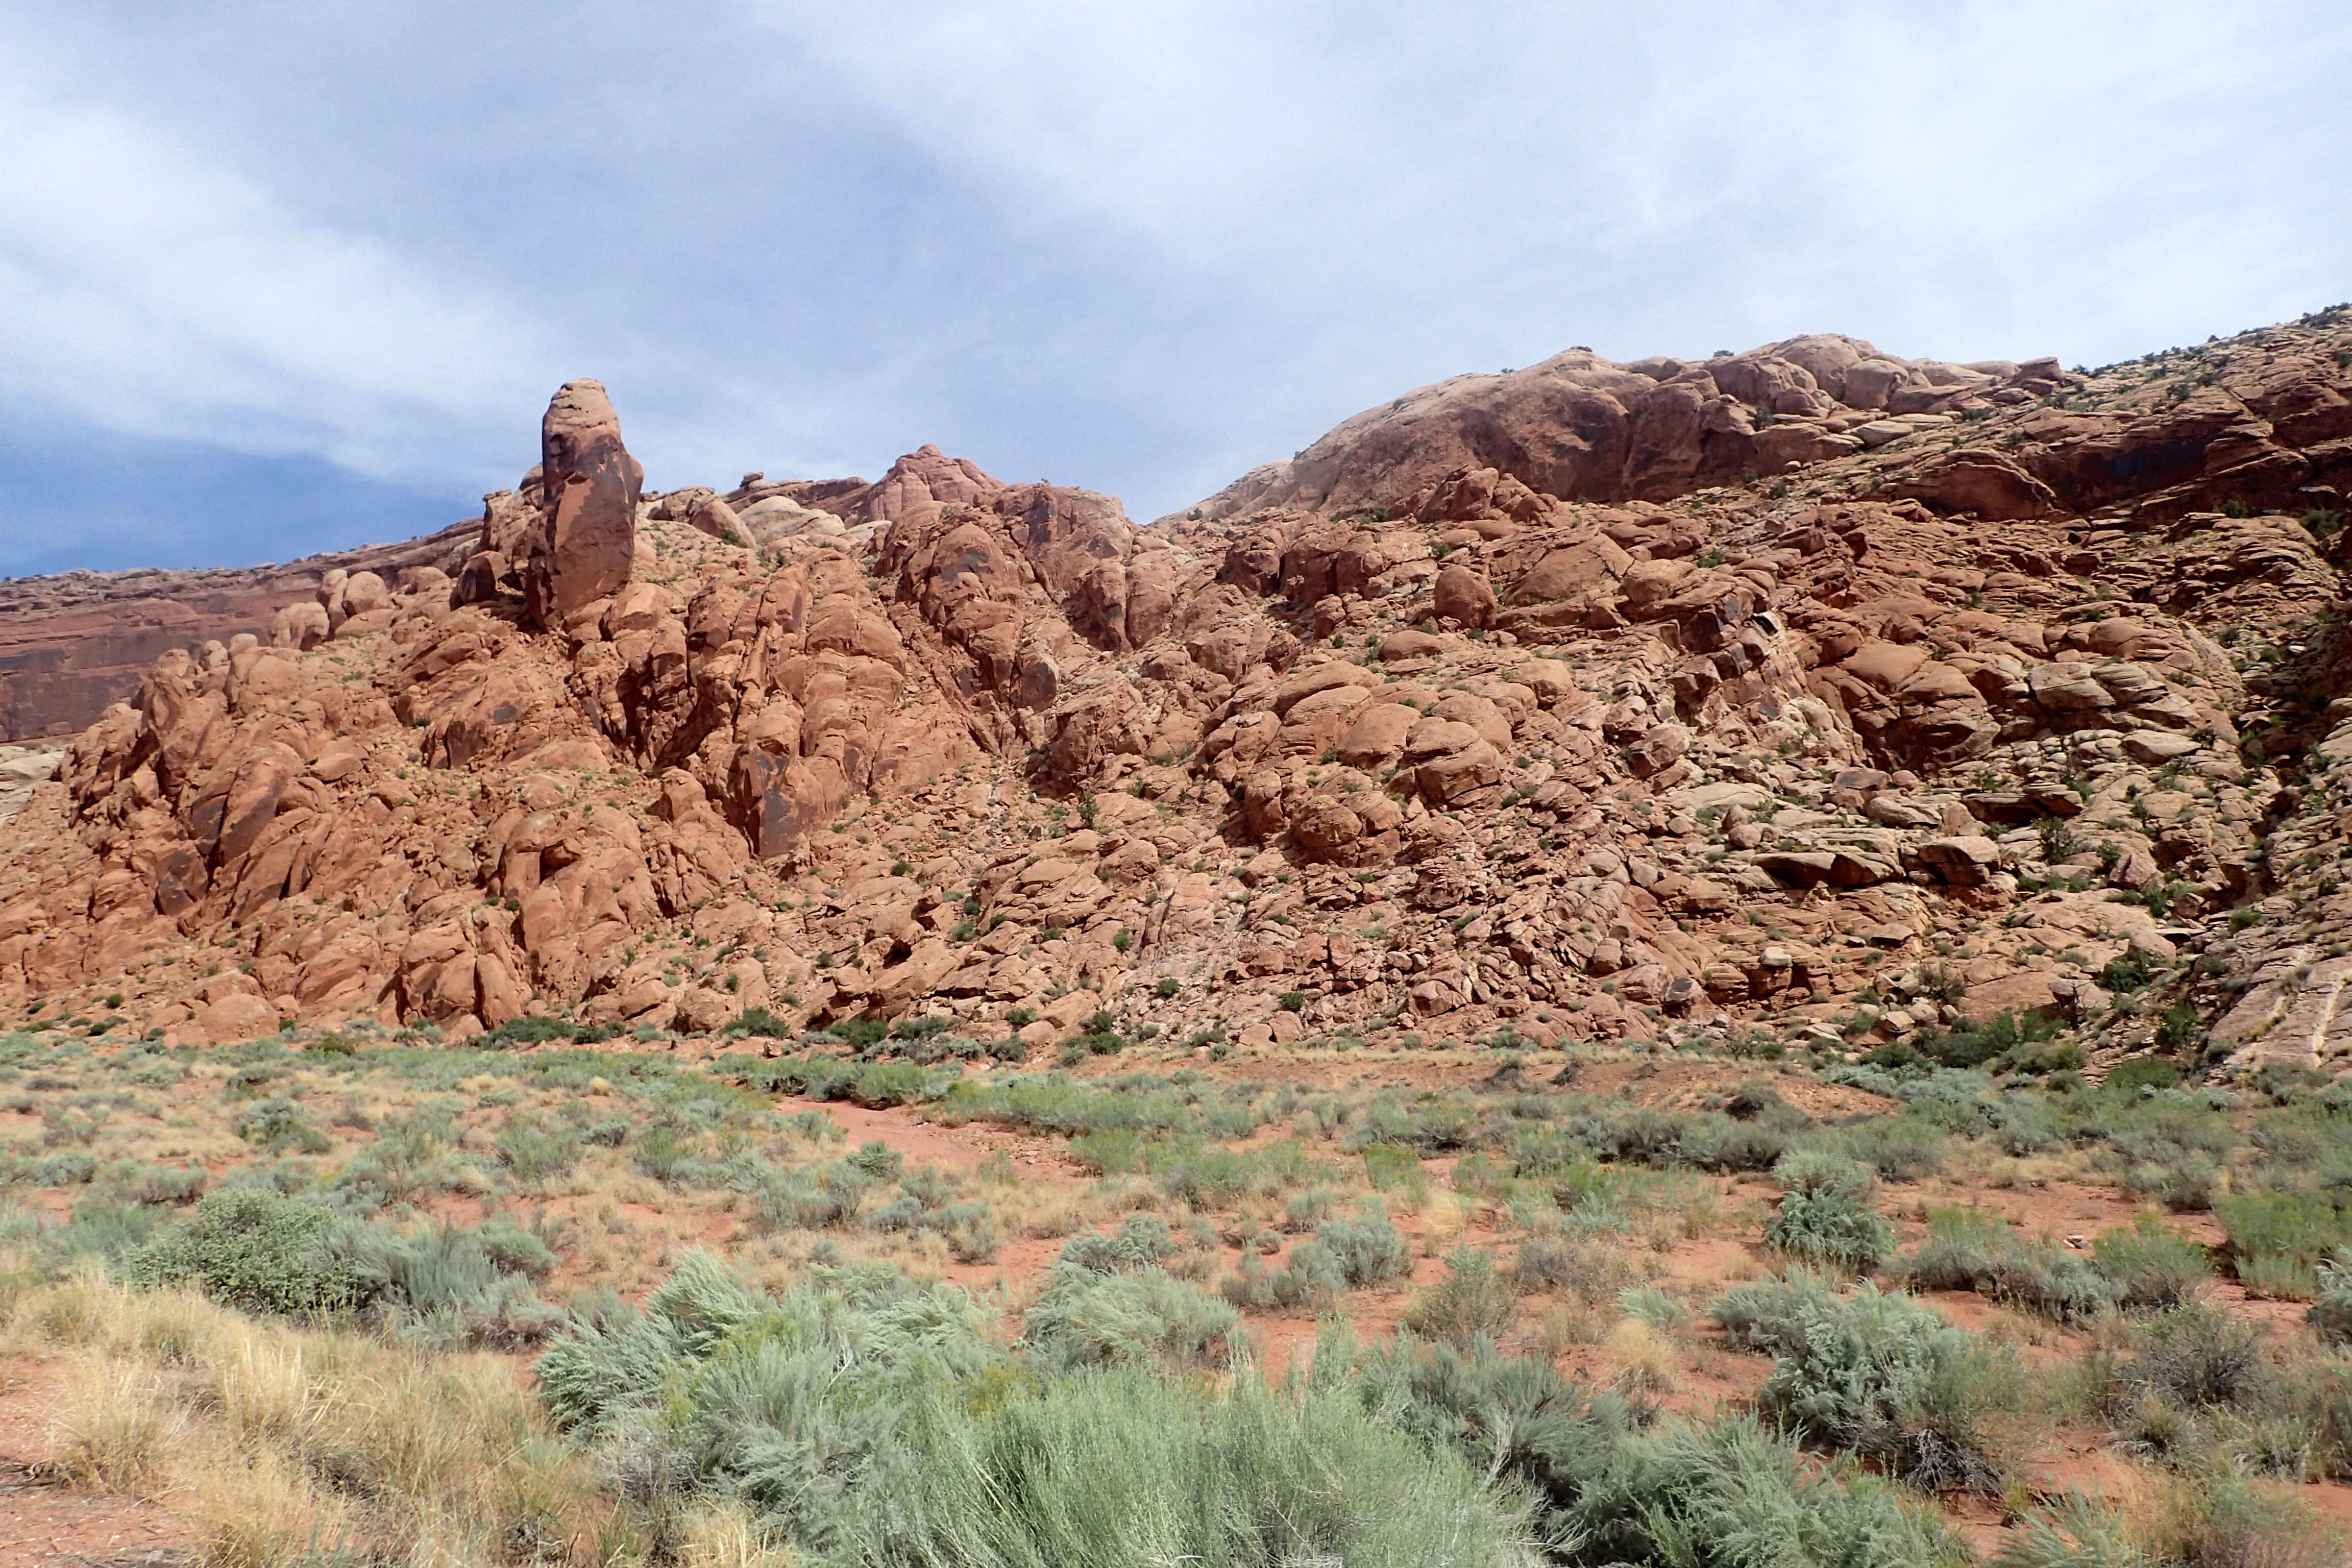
[1028,1265,1245,1370]
[1514,1230,1645,1302]
[757,1057,951,1109]
[630,1123,701,1184]
[746,1161,871,1231]
[1714,1276,2016,1491]
[495,1117,581,1183]
[2091,1215,2212,1309]
[1898,1009,2062,1072]
[2084,1094,2234,1210]
[2097,949,2156,995]
[2301,1357,2352,1480]
[1057,1212,1175,1274]
[1360,1142,1426,1192]
[1354,1329,1618,1478]
[1153,1139,1332,1208]
[1774,1148,1877,1201]
[40,1196,163,1268]
[1569,1104,1694,1166]
[721,1007,793,1038]
[1560,1412,1966,1568]
[2313,1253,2352,1343]
[1223,1243,1348,1313]
[2214,1189,2352,1297]
[1281,1186,1338,1232]
[1763,1187,1894,1273]
[124,1186,564,1344]
[1898,1207,2115,1323]
[479,1014,578,1047]
[1763,1153,1893,1273]
[125,1189,379,1316]
[1316,1203,1410,1287]
[1834,1116,1947,1182]
[2106,1056,2184,1094]
[869,1364,1530,1568]
[22,1150,95,1186]
[1405,1248,1520,1348]
[1356,1323,1958,1561]
[935,1071,1264,1140]
[1673,1113,1790,1173]
[1991,1492,2153,1568]
[112,1163,205,1207]
[2119,1155,2221,1213]
[364,1222,565,1348]
[2092,1303,2273,1423]
[230,1097,332,1156]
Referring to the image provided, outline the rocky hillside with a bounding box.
[3,310,2350,1083]
[0,520,481,742]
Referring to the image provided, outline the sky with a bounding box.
[2,3,2347,576]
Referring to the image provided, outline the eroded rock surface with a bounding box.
[5,311,2352,1079]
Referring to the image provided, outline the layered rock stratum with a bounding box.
[4,310,2351,1080]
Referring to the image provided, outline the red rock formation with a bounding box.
[521,380,643,627]
[0,520,478,741]
[8,312,2352,1084]
[1163,335,2070,523]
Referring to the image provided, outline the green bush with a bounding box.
[874,1365,1529,1568]
[1763,1154,1893,1272]
[1834,1116,1947,1182]
[113,1162,205,1206]
[2214,1190,2352,1294]
[1891,1009,2063,1071]
[2098,949,2155,994]
[1714,1275,2015,1491]
[126,1189,563,1342]
[1360,1142,1426,1192]
[2313,1252,2352,1343]
[1898,1207,2115,1323]
[231,1097,332,1156]
[1057,1213,1175,1274]
[1027,1264,1245,1370]
[495,1117,581,1183]
[1351,1331,1959,1566]
[1316,1204,1410,1287]
[2106,1057,2184,1095]
[1223,1243,1347,1313]
[1564,1413,1965,1568]
[2090,1215,2212,1309]
[2091,1303,2272,1424]
[480,1015,578,1047]
[364,1221,565,1348]
[126,1189,378,1316]
[629,1123,700,1184]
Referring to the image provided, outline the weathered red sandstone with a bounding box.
[5,310,2352,1079]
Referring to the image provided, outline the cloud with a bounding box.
[1,2,2347,564]
[0,24,560,488]
[753,1,2352,369]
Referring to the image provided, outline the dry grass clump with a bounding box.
[1601,1316,1682,1400]
[7,1269,619,1568]
[42,1360,183,1494]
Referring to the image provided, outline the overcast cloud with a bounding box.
[1,1,2345,574]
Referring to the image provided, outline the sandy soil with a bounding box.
[0,1361,188,1568]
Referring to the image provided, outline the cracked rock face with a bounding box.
[4,312,2352,1081]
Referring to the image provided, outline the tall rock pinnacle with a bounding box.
[523,379,642,626]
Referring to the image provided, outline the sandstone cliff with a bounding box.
[4,308,2351,1083]
[0,521,481,742]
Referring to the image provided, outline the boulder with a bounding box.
[1432,564,1497,628]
